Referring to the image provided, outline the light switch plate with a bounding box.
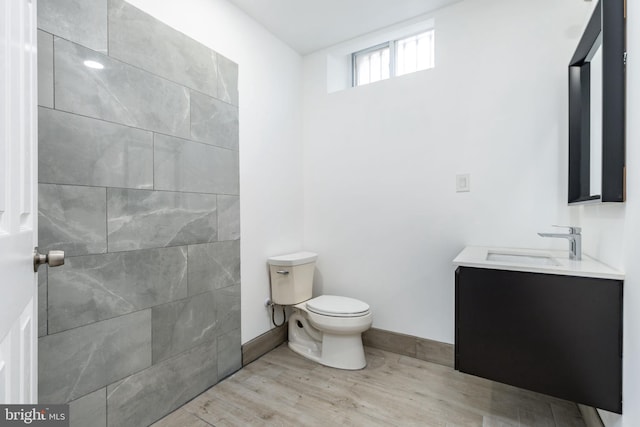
[456,174,470,192]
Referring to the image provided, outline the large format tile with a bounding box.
[48,247,187,333]
[38,0,107,53]
[217,328,241,380]
[217,195,240,241]
[39,108,153,189]
[54,38,190,138]
[37,30,53,108]
[107,340,218,427]
[190,91,239,150]
[39,310,151,404]
[38,184,107,257]
[154,134,239,195]
[69,388,106,427]
[213,284,241,337]
[152,292,217,363]
[217,54,239,106]
[188,241,240,295]
[107,189,217,252]
[108,0,217,98]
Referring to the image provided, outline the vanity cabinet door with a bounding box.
[455,267,622,413]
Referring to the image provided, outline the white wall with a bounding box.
[125,0,304,344]
[301,0,595,343]
[109,1,640,422]
[568,1,640,424]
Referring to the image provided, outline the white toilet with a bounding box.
[267,251,372,370]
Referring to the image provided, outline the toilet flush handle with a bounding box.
[276,270,289,275]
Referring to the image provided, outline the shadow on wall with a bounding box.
[313,268,324,297]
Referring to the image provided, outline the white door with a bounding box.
[0,0,39,404]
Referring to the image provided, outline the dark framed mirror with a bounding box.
[568,0,625,204]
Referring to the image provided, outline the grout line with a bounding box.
[51,34,56,109]
[105,187,108,253]
[44,307,153,338]
[152,132,155,191]
[36,180,238,197]
[216,195,220,242]
[42,91,238,153]
[44,266,48,336]
[106,0,110,56]
[189,90,193,141]
[42,105,238,153]
[185,240,190,298]
[60,244,192,259]
[53,34,236,108]
[50,226,238,261]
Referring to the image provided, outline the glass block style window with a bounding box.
[352,30,435,87]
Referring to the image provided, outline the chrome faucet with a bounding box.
[538,225,582,260]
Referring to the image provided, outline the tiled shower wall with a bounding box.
[36,0,240,426]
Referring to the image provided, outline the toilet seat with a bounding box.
[305,295,370,317]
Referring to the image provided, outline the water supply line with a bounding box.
[267,300,286,327]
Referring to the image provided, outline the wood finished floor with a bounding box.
[152,344,586,427]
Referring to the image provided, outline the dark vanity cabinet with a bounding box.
[455,267,623,413]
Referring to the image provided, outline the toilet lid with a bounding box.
[306,295,370,317]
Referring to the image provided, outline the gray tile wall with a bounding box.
[153,134,239,194]
[39,310,152,403]
[37,31,54,109]
[69,389,107,427]
[38,183,107,256]
[39,108,154,189]
[54,38,191,138]
[37,1,240,425]
[106,188,218,252]
[106,340,219,427]
[38,0,108,53]
[108,0,218,99]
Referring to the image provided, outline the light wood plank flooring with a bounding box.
[152,344,586,427]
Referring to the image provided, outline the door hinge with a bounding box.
[624,51,627,65]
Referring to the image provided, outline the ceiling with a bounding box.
[226,0,463,55]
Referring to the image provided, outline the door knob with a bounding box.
[33,247,65,272]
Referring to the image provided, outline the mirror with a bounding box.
[568,0,625,204]
[589,37,602,197]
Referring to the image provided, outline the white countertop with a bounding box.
[453,246,624,280]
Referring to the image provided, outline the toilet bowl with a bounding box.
[289,295,372,370]
[267,252,372,370]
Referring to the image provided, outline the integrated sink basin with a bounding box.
[486,251,560,267]
[453,246,624,280]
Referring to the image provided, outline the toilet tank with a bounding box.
[267,252,317,305]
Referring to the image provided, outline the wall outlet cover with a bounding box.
[456,174,470,192]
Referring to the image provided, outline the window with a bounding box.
[396,31,435,77]
[352,30,435,87]
[353,43,391,86]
